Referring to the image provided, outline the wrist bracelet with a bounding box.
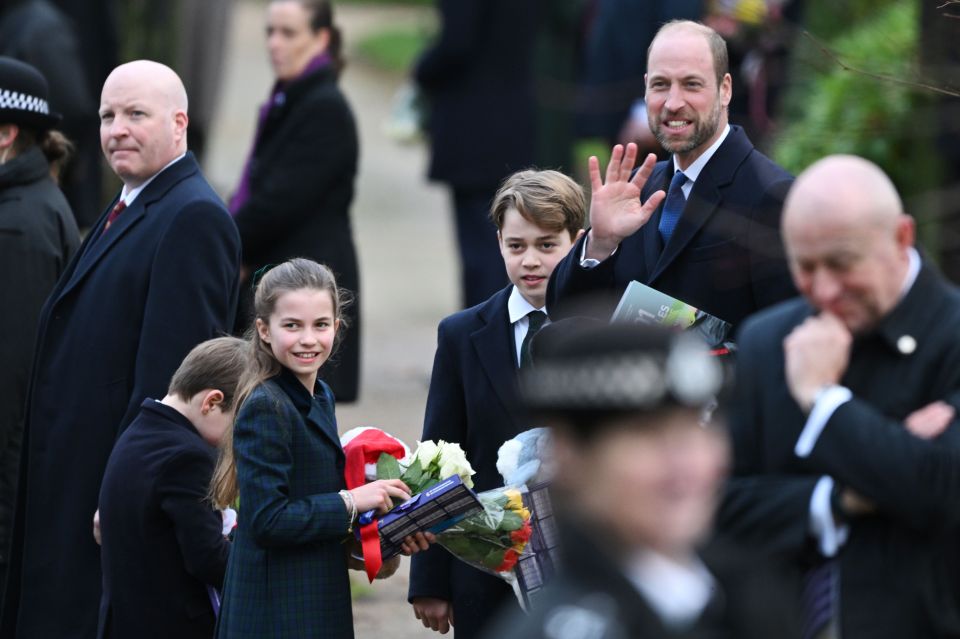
[339,490,357,533]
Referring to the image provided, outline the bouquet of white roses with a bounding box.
[375,438,476,502]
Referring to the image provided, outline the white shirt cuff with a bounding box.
[808,476,849,557]
[579,232,618,268]
[794,385,852,458]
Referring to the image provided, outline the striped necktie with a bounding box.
[101,200,127,235]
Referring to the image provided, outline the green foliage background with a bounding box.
[772,0,941,251]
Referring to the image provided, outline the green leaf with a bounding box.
[482,547,506,570]
[500,511,523,532]
[402,461,424,491]
[376,453,402,480]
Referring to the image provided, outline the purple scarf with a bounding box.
[229,53,333,215]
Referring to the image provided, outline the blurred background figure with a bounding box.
[530,0,588,174]
[174,0,233,164]
[230,0,362,402]
[487,320,798,639]
[413,0,534,309]
[0,56,78,601]
[0,0,103,229]
[578,0,703,153]
[703,0,804,150]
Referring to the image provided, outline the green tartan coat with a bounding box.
[216,368,353,638]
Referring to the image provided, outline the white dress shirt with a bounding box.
[626,549,715,629]
[118,153,187,207]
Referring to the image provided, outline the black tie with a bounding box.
[520,310,548,369]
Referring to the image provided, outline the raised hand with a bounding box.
[585,143,666,260]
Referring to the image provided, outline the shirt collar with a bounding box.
[901,246,921,298]
[119,152,187,206]
[874,247,932,349]
[626,549,715,629]
[507,285,546,324]
[672,124,730,183]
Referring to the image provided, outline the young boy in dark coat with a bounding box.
[96,337,247,639]
[408,170,585,638]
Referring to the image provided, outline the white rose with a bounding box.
[438,442,476,488]
[414,440,440,471]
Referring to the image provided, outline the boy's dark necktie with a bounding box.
[520,310,548,369]
[101,200,127,235]
[657,170,688,244]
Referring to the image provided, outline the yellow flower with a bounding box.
[505,490,523,512]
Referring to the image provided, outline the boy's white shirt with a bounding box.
[507,286,549,368]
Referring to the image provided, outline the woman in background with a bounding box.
[230,0,361,402]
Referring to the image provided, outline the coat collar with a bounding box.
[137,399,208,445]
[58,153,201,302]
[873,259,948,355]
[272,366,343,454]
[649,125,754,283]
[472,286,521,413]
[0,146,48,188]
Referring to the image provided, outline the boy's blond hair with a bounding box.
[490,169,586,239]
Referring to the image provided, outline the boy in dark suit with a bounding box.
[409,170,585,638]
[96,337,246,639]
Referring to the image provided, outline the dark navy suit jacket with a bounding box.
[2,153,240,639]
[548,126,796,330]
[409,286,526,638]
[97,400,229,639]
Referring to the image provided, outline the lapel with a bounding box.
[470,287,519,417]
[56,154,200,302]
[640,164,670,278]
[648,126,753,284]
[307,399,344,457]
[273,368,345,456]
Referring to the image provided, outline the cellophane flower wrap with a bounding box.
[435,486,533,573]
[432,428,555,608]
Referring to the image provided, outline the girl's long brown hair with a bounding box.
[209,258,351,508]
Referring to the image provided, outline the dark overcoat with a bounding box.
[415,0,536,190]
[548,126,796,331]
[718,263,960,637]
[216,370,353,639]
[97,400,229,639]
[0,146,78,580]
[1,153,240,639]
[409,286,526,638]
[232,65,361,402]
[484,522,800,639]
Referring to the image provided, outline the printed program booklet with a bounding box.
[359,474,483,560]
[611,281,733,348]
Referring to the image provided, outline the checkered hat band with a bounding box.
[0,88,50,115]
